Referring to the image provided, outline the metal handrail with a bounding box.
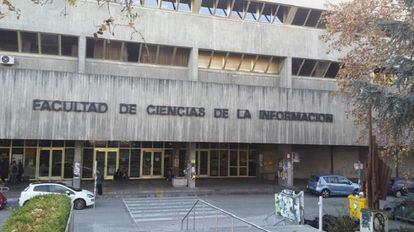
[181,199,271,231]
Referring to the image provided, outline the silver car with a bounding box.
[306,174,360,198]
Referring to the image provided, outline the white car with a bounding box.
[19,182,95,210]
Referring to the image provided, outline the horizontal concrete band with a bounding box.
[0,68,362,145]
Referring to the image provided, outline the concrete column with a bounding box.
[78,36,86,74]
[277,145,293,188]
[279,56,292,88]
[72,141,83,189]
[186,142,196,188]
[189,47,199,81]
[192,0,202,13]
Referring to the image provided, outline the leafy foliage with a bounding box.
[1,194,71,232]
[322,0,414,171]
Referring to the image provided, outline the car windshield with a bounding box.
[310,175,319,182]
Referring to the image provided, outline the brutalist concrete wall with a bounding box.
[0,68,363,145]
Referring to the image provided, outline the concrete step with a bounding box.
[124,197,229,224]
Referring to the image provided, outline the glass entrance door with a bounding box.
[196,150,209,177]
[141,149,164,178]
[38,148,64,179]
[94,148,119,180]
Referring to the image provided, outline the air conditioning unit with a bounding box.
[360,209,388,232]
[0,55,15,65]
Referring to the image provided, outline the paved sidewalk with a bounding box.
[80,179,290,198]
[0,179,287,199]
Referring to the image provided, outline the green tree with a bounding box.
[322,0,414,177]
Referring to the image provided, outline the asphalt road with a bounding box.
[0,193,413,231]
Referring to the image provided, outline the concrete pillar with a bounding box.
[186,142,196,188]
[78,36,86,74]
[277,145,293,188]
[189,47,199,81]
[192,0,202,13]
[72,141,83,189]
[279,56,292,88]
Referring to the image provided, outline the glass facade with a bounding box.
[0,140,257,181]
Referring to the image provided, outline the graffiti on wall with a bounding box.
[274,189,304,224]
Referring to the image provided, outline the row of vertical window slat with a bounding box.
[199,50,281,74]
[0,29,78,57]
[86,38,190,67]
[128,0,325,28]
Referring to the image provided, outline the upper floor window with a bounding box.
[136,0,192,12]
[292,57,339,78]
[199,49,283,75]
[86,38,190,67]
[199,0,324,29]
[0,29,78,57]
[0,30,18,52]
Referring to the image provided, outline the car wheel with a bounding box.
[74,199,86,210]
[395,191,402,198]
[321,189,330,198]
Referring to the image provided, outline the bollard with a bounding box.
[318,196,323,231]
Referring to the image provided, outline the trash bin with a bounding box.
[348,195,367,219]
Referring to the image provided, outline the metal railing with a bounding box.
[181,199,271,232]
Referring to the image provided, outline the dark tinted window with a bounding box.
[292,58,304,75]
[21,32,39,53]
[292,8,309,26]
[299,59,317,76]
[33,185,50,192]
[325,63,340,78]
[41,34,59,55]
[0,29,18,52]
[125,42,139,62]
[305,10,321,27]
[86,38,104,59]
[61,36,78,57]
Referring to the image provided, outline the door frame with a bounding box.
[94,148,119,180]
[140,149,164,178]
[196,150,210,177]
[36,148,65,180]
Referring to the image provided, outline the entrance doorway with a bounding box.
[141,149,164,178]
[38,148,64,179]
[94,148,119,180]
[196,150,209,177]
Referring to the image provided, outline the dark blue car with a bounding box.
[306,174,360,198]
[388,178,414,197]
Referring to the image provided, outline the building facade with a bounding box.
[0,0,369,186]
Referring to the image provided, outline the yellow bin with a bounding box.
[348,195,367,219]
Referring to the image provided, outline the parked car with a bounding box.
[306,174,360,198]
[19,182,95,210]
[388,177,414,197]
[0,192,7,209]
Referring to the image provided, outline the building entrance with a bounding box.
[94,148,118,180]
[141,149,164,178]
[38,148,64,179]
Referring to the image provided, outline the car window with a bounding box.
[50,185,69,194]
[338,177,349,184]
[33,185,50,192]
[310,175,319,182]
[326,177,340,184]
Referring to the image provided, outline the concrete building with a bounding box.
[0,0,370,187]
